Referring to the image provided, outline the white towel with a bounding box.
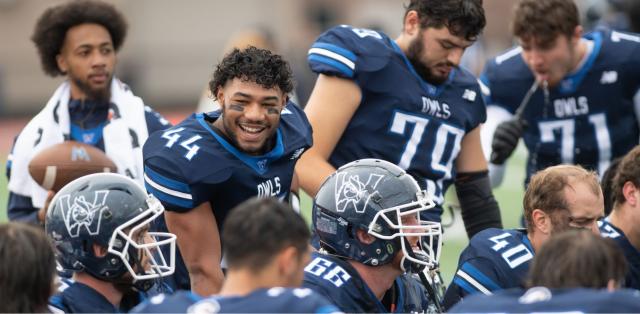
[8,78,149,208]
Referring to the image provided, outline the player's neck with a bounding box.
[73,272,123,306]
[569,38,589,74]
[394,35,410,54]
[349,261,401,300]
[527,231,545,253]
[218,269,273,297]
[609,207,640,249]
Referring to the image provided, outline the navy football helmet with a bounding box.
[313,159,442,272]
[45,173,176,285]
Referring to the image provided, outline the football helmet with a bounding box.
[45,173,176,285]
[313,159,442,272]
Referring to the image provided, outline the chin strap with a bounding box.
[403,238,443,313]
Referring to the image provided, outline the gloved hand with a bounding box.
[490,118,527,165]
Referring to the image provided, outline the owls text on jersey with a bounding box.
[308,25,487,220]
[482,28,640,184]
[143,101,312,222]
[599,219,640,290]
[449,286,640,313]
[130,288,341,313]
[443,228,534,310]
[303,251,430,313]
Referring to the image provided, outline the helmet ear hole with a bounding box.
[355,228,375,245]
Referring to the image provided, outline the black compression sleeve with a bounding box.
[455,170,503,239]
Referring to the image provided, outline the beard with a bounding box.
[406,36,452,85]
[71,73,112,103]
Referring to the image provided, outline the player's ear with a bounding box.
[56,53,68,75]
[403,10,420,36]
[356,228,376,244]
[215,87,225,106]
[571,25,583,44]
[92,243,109,258]
[531,209,551,234]
[622,181,638,206]
[277,246,299,276]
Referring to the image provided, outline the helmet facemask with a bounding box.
[368,190,442,273]
[108,195,176,283]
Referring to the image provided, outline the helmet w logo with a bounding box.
[334,173,383,213]
[58,190,110,237]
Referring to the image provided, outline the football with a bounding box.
[28,141,118,192]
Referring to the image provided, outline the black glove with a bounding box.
[490,118,527,165]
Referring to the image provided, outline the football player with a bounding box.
[443,164,604,310]
[304,159,442,312]
[0,223,56,313]
[142,46,312,295]
[6,0,170,226]
[482,0,640,188]
[130,198,340,313]
[46,173,176,313]
[599,145,640,289]
[295,0,502,239]
[449,230,640,313]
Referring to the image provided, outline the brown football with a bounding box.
[28,141,118,192]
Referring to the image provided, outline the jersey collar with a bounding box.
[196,112,284,174]
[557,32,602,95]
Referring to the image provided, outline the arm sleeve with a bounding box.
[143,106,172,135]
[455,171,503,238]
[307,26,390,80]
[7,192,39,224]
[143,161,196,212]
[443,257,503,310]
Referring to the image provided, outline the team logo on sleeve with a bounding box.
[335,172,383,213]
[58,190,109,237]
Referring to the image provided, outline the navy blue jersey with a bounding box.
[131,288,340,313]
[599,219,640,289]
[303,251,431,313]
[308,25,487,220]
[143,102,311,219]
[443,228,534,310]
[49,282,118,313]
[482,28,640,184]
[449,286,640,313]
[143,102,311,290]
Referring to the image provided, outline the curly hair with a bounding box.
[31,0,128,77]
[209,46,293,100]
[404,0,486,41]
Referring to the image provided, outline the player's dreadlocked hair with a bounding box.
[31,0,128,77]
[209,46,294,100]
[404,0,486,41]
